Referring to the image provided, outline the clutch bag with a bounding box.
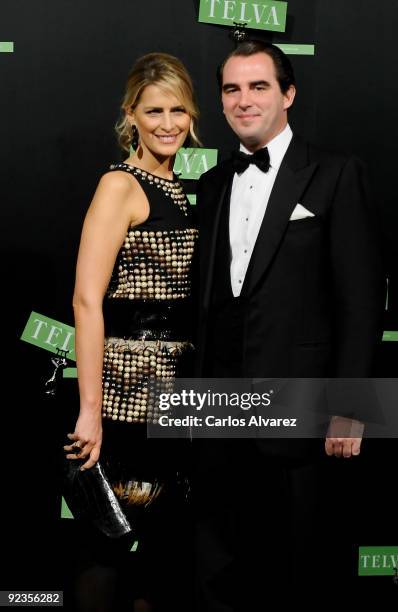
[43,353,133,539]
[63,457,133,539]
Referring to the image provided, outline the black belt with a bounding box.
[103,298,192,341]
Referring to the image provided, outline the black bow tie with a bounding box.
[231,147,271,174]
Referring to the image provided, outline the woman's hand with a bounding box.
[64,411,103,470]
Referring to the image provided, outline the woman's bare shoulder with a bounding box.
[88,169,148,227]
[97,168,140,195]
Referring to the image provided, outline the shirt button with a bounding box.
[238,280,242,284]
[244,250,247,254]
[245,218,248,222]
[249,185,253,190]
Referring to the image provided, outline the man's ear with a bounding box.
[283,85,296,111]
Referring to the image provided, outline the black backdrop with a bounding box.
[1,0,397,601]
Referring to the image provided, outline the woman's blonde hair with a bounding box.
[115,52,201,152]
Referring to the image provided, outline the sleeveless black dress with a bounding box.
[102,163,197,424]
[66,163,197,612]
[101,163,198,490]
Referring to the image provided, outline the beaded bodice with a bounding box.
[106,163,197,302]
[102,163,196,425]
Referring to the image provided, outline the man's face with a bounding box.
[221,53,295,151]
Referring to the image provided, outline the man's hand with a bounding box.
[325,415,364,458]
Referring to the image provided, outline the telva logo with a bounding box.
[358,546,398,577]
[198,0,287,32]
[174,148,218,180]
[21,311,75,361]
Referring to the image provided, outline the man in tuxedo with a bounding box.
[194,40,384,609]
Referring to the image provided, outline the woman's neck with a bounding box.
[124,149,175,180]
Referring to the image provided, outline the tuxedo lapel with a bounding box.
[201,164,234,311]
[243,136,319,295]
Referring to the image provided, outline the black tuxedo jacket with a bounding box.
[195,135,385,382]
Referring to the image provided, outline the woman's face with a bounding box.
[130,84,191,158]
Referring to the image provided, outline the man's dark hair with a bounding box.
[217,39,296,94]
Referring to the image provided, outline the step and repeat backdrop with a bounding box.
[1,0,397,596]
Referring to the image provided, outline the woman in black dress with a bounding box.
[64,52,199,612]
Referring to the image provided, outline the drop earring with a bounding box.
[131,124,139,150]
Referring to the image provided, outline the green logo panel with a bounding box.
[63,367,78,378]
[21,311,76,360]
[358,546,398,575]
[383,331,398,342]
[174,148,217,180]
[0,42,14,52]
[61,497,74,519]
[276,44,315,56]
[199,0,288,32]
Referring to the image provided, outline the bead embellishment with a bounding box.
[112,479,164,507]
[102,337,192,424]
[103,162,197,428]
[109,163,189,216]
[106,228,198,301]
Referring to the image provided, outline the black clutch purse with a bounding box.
[44,352,133,540]
[63,457,133,539]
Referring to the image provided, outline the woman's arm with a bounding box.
[64,171,148,469]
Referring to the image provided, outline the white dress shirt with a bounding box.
[229,124,293,296]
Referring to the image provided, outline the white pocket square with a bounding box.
[289,203,315,221]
